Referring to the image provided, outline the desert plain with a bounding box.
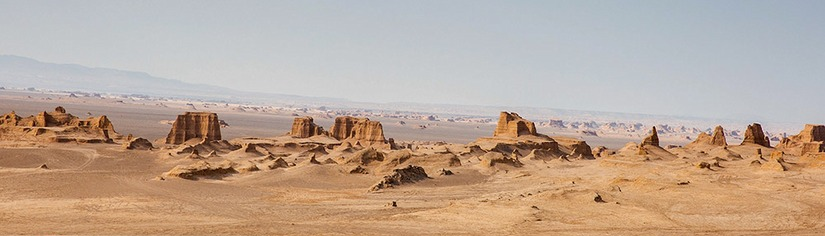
[1,90,825,236]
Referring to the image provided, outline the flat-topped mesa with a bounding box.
[493,112,537,138]
[741,123,770,147]
[290,116,325,138]
[166,112,222,145]
[329,116,386,145]
[689,125,728,147]
[777,124,825,155]
[641,127,659,147]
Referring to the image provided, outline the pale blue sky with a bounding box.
[1,0,824,123]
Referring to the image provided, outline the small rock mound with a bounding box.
[164,161,238,180]
[479,152,523,168]
[122,137,153,150]
[369,165,429,192]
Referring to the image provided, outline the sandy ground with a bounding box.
[2,91,823,235]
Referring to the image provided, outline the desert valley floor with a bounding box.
[1,91,825,235]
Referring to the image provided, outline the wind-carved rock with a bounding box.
[329,116,386,145]
[641,127,659,147]
[689,125,727,147]
[777,124,825,155]
[289,116,325,138]
[0,106,117,142]
[166,112,222,145]
[493,112,537,138]
[741,123,770,147]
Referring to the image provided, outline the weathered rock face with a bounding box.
[493,112,537,138]
[689,126,727,147]
[0,107,117,142]
[742,123,770,147]
[641,127,659,147]
[777,124,825,155]
[166,112,222,145]
[289,116,325,138]
[329,116,386,145]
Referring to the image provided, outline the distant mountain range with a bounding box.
[2,54,798,132]
[0,55,342,104]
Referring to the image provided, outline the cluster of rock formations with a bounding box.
[777,124,825,156]
[0,107,118,143]
[472,111,594,161]
[166,112,222,144]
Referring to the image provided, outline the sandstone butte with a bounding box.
[778,124,825,155]
[0,106,117,141]
[741,123,771,147]
[329,116,387,145]
[289,116,325,138]
[493,112,537,137]
[166,112,222,145]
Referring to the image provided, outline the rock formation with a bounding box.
[641,127,659,147]
[329,116,386,145]
[0,107,117,142]
[688,126,727,147]
[369,165,429,192]
[741,123,770,147]
[164,161,238,180]
[123,137,153,150]
[493,112,537,138]
[165,112,222,145]
[289,116,325,138]
[777,124,825,155]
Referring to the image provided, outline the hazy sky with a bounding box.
[1,0,824,123]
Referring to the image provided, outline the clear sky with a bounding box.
[1,0,824,123]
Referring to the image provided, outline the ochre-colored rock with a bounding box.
[329,116,386,145]
[688,126,727,147]
[741,123,770,147]
[0,107,117,142]
[493,112,537,138]
[641,127,659,147]
[777,124,825,155]
[289,116,325,138]
[166,112,222,145]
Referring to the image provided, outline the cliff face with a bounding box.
[742,123,770,147]
[166,112,222,144]
[329,116,386,145]
[290,116,325,138]
[493,112,537,138]
[778,124,825,155]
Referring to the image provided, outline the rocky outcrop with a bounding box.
[163,161,238,180]
[123,137,154,150]
[641,127,659,147]
[688,126,727,147]
[329,116,386,145]
[493,112,537,138]
[777,124,825,155]
[741,123,770,147]
[0,107,117,142]
[369,165,429,192]
[166,112,222,144]
[290,116,325,138]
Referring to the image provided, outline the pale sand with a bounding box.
[2,92,822,235]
